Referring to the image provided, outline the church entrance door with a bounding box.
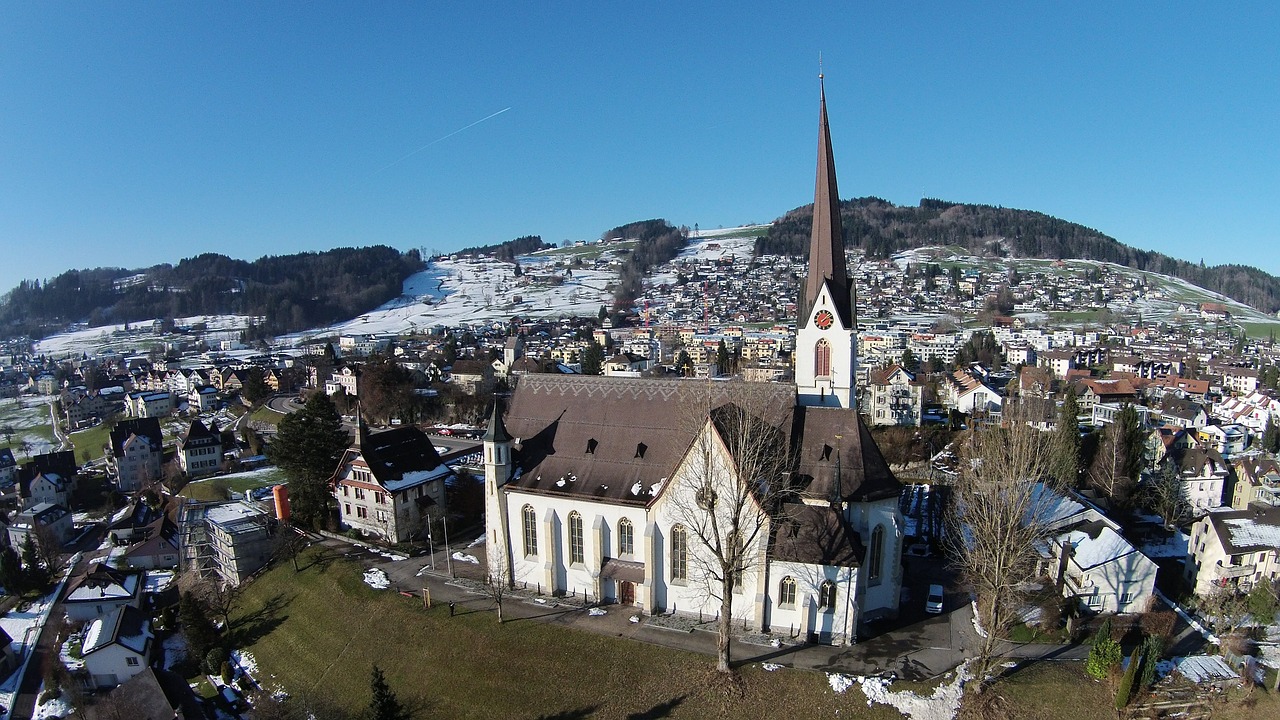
[619,580,635,605]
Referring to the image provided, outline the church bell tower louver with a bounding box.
[796,76,857,409]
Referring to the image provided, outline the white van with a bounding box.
[926,584,944,614]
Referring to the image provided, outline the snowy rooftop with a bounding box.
[382,465,451,492]
[205,501,269,533]
[1172,654,1238,684]
[1061,524,1138,570]
[1221,516,1280,550]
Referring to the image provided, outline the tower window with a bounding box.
[815,339,831,378]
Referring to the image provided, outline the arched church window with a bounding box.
[868,525,884,584]
[521,505,537,558]
[818,580,837,610]
[618,518,634,556]
[568,511,584,565]
[670,525,688,580]
[779,576,796,606]
[815,339,831,378]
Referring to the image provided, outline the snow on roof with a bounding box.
[82,616,107,654]
[1061,525,1137,570]
[1030,482,1090,528]
[381,465,451,492]
[66,571,139,603]
[1222,517,1280,550]
[205,501,266,528]
[1173,655,1238,684]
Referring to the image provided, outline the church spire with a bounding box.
[801,76,852,327]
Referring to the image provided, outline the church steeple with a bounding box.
[801,76,853,327]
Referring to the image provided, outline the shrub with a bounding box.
[1116,646,1141,708]
[1086,619,1122,681]
[205,646,228,675]
[220,660,234,684]
[1139,634,1163,689]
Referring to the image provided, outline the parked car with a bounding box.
[926,584,944,614]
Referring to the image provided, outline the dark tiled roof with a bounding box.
[771,502,864,567]
[358,426,449,484]
[792,406,901,503]
[504,375,794,505]
[502,375,901,506]
[110,417,163,457]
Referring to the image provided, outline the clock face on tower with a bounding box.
[814,309,835,330]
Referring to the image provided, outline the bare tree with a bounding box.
[1144,461,1189,529]
[946,414,1055,685]
[664,384,793,674]
[32,523,65,575]
[480,557,518,624]
[178,570,242,632]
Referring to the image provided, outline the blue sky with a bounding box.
[1,3,1276,297]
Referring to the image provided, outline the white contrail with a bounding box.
[373,106,512,174]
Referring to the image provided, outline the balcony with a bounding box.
[1215,562,1256,579]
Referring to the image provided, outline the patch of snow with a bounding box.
[466,536,485,548]
[856,661,972,720]
[363,568,390,589]
[33,683,73,719]
[144,570,176,594]
[232,649,259,677]
[163,633,189,670]
[828,673,854,693]
[970,600,988,638]
[761,662,783,672]
[451,552,479,565]
[1141,530,1189,559]
[588,607,607,616]
[629,615,640,623]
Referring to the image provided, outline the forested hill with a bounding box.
[0,245,424,339]
[456,234,553,262]
[758,197,1280,314]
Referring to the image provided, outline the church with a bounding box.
[482,82,904,645]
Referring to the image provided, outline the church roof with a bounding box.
[771,502,864,567]
[792,406,901,503]
[502,375,795,506]
[801,78,853,328]
[500,375,901,506]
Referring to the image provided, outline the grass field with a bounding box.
[69,418,113,462]
[180,468,285,501]
[248,405,286,428]
[229,547,911,719]
[226,547,1280,720]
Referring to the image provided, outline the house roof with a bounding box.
[1208,506,1280,554]
[83,605,151,656]
[64,566,142,604]
[343,425,453,493]
[109,417,163,458]
[1058,520,1138,570]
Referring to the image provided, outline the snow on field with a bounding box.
[32,684,72,719]
[646,232,757,286]
[0,589,60,717]
[451,552,480,565]
[363,568,390,589]
[35,314,257,357]
[853,662,972,720]
[1141,530,1189,559]
[0,396,60,458]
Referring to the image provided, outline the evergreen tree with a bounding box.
[179,591,219,661]
[581,341,604,376]
[716,340,731,375]
[0,545,23,594]
[1049,389,1082,487]
[20,533,47,589]
[1264,414,1280,454]
[368,665,410,720]
[268,393,350,530]
[241,367,270,405]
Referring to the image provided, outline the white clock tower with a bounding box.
[796,78,857,409]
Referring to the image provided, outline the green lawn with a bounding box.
[69,418,115,462]
[248,405,287,427]
[180,469,286,501]
[228,548,908,719]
